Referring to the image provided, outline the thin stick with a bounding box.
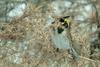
[79,56,100,63]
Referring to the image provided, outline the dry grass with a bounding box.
[0,1,100,67]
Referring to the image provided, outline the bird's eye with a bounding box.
[59,18,64,22]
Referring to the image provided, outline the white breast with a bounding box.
[51,28,71,49]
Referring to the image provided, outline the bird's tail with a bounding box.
[68,47,79,60]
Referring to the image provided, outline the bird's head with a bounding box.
[59,16,72,28]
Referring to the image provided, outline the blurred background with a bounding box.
[0,0,100,67]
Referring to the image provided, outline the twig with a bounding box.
[79,56,100,63]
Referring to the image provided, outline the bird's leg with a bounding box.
[56,48,60,52]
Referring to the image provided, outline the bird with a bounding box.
[48,16,79,59]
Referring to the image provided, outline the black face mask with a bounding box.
[59,18,64,22]
[59,18,69,28]
[62,22,68,28]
